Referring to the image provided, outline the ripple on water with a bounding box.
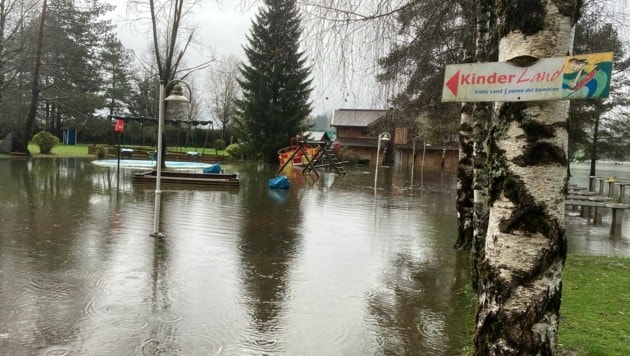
[416,309,446,352]
[84,294,144,318]
[158,313,181,323]
[237,328,283,355]
[63,268,95,280]
[380,266,426,294]
[111,316,149,331]
[40,346,71,356]
[139,332,224,356]
[95,269,149,290]
[25,276,77,297]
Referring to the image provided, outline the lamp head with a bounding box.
[165,83,189,103]
[380,132,391,141]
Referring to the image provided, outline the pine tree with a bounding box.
[235,0,313,163]
[568,19,627,174]
[100,34,134,117]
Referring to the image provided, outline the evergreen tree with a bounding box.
[23,0,114,139]
[568,18,627,175]
[100,34,134,116]
[235,0,313,163]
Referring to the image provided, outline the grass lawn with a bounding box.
[28,143,94,157]
[559,254,630,355]
[26,143,227,157]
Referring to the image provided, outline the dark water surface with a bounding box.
[0,157,627,355]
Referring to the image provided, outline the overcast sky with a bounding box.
[105,0,380,119]
[105,0,630,120]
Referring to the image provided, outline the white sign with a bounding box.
[442,52,613,102]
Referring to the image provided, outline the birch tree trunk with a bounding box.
[470,0,496,291]
[474,1,581,354]
[456,103,474,251]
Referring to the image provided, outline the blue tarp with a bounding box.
[268,175,290,189]
[203,163,221,174]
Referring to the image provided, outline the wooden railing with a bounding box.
[88,145,228,163]
[567,177,630,236]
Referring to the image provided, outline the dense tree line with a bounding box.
[0,0,228,148]
[0,0,124,141]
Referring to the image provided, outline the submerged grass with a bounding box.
[559,254,630,355]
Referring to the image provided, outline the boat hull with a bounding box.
[132,170,239,188]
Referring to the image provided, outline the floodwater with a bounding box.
[566,162,630,256]
[0,157,627,355]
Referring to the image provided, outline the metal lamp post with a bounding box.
[373,132,391,194]
[151,80,191,237]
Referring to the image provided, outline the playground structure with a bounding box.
[107,115,220,155]
[277,136,347,177]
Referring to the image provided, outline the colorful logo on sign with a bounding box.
[562,53,612,99]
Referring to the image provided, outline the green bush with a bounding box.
[338,146,359,164]
[214,139,226,151]
[226,143,245,159]
[32,131,60,154]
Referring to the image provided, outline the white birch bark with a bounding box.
[474,0,578,354]
[456,104,474,250]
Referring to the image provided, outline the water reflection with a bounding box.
[235,166,304,354]
[0,157,627,355]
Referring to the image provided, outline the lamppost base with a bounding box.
[150,232,164,238]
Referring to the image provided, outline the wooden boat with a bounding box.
[132,170,239,188]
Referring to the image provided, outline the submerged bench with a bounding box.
[565,199,629,236]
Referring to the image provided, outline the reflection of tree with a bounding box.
[0,158,132,350]
[235,164,304,351]
[367,248,473,355]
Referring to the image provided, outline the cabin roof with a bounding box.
[331,109,386,127]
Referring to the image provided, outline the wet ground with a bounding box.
[0,157,627,355]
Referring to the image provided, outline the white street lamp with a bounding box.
[373,132,391,194]
[151,80,191,237]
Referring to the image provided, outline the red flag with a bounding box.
[114,119,125,133]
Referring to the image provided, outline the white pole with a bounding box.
[151,81,165,237]
[374,134,381,194]
[411,137,416,188]
[421,142,427,189]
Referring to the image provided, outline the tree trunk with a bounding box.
[23,0,47,143]
[474,1,580,354]
[470,0,496,291]
[455,103,474,250]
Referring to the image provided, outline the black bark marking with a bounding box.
[515,120,569,167]
[514,142,567,166]
[551,0,583,23]
[497,0,546,37]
